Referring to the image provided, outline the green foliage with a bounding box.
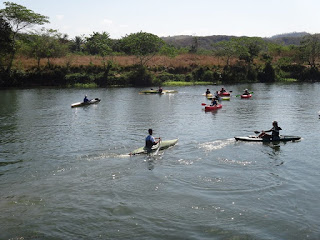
[258,62,276,82]
[0,16,13,68]
[299,34,320,68]
[0,2,49,32]
[120,31,164,66]
[128,65,154,86]
[235,37,265,64]
[25,28,68,67]
[212,40,237,66]
[85,32,112,56]
[0,1,49,72]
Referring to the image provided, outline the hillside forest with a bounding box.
[1,2,320,88]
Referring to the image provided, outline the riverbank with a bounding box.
[1,53,319,88]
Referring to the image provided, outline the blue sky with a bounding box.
[1,0,319,39]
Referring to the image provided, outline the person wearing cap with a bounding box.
[258,121,282,140]
[145,129,161,154]
[243,89,250,95]
[83,95,90,103]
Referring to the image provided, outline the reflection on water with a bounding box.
[1,84,320,239]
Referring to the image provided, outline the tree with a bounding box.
[120,31,164,66]
[235,37,265,65]
[26,28,68,68]
[0,16,13,69]
[70,35,85,53]
[85,32,113,68]
[212,40,237,66]
[0,2,49,72]
[299,34,320,68]
[189,36,199,53]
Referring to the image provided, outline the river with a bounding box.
[1,83,320,239]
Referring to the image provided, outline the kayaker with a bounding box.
[220,87,226,93]
[205,89,211,95]
[158,86,163,93]
[243,89,250,95]
[210,97,218,106]
[83,95,89,102]
[145,129,161,154]
[258,121,282,140]
[214,91,222,102]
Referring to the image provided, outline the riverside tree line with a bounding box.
[1,2,320,88]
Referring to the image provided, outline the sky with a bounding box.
[1,0,319,39]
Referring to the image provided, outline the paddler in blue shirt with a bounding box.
[210,97,218,106]
[145,129,161,154]
[83,95,89,102]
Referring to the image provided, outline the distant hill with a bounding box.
[162,35,235,50]
[269,32,309,39]
[162,32,311,50]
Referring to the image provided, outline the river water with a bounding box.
[1,83,320,239]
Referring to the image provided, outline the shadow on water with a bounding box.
[0,160,23,167]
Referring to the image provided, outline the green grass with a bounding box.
[67,83,98,88]
[278,78,298,82]
[163,81,216,86]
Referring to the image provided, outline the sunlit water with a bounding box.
[1,83,320,239]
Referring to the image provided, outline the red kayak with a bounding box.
[205,104,222,111]
[241,94,252,99]
[219,91,230,96]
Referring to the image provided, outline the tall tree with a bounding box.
[26,28,68,68]
[299,34,320,68]
[0,16,13,68]
[85,32,113,68]
[0,2,49,72]
[235,37,265,65]
[120,31,164,66]
[212,40,237,66]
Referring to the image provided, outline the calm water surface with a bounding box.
[1,83,320,239]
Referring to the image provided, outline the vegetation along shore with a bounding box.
[1,2,320,88]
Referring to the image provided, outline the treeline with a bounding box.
[1,2,320,88]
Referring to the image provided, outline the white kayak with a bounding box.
[71,98,101,108]
[130,139,178,155]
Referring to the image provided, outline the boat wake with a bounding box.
[199,138,235,152]
[78,152,131,161]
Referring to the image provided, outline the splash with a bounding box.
[199,138,234,152]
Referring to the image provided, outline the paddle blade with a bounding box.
[201,103,207,106]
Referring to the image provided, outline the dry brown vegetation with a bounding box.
[14,54,233,70]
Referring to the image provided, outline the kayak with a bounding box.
[139,90,164,94]
[206,95,230,101]
[241,94,252,99]
[139,89,177,94]
[204,104,222,111]
[163,90,178,93]
[221,97,230,101]
[130,139,178,155]
[219,92,231,96]
[234,135,301,142]
[71,98,101,108]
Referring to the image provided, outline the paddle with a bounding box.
[201,103,207,106]
[153,139,161,155]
